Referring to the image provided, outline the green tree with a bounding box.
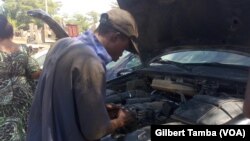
[64,11,102,33]
[66,13,90,33]
[86,11,99,25]
[1,0,61,30]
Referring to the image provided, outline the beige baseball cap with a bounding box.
[100,8,139,54]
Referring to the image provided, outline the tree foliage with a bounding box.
[65,13,89,33]
[1,0,102,34]
[86,11,99,25]
[1,0,61,30]
[64,11,99,33]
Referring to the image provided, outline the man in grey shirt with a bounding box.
[27,8,139,141]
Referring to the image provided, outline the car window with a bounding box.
[36,54,46,68]
[125,55,141,69]
[106,51,134,69]
[32,50,49,69]
[106,51,141,81]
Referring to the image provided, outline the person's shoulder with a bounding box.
[18,44,30,55]
[8,43,23,55]
[12,42,21,50]
[48,37,83,56]
[54,37,81,49]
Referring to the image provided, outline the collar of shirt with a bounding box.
[76,30,112,65]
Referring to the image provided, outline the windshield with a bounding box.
[156,51,250,67]
[106,51,131,70]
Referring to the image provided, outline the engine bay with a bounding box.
[105,69,249,139]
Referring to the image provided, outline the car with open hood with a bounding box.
[103,0,250,140]
[28,0,250,140]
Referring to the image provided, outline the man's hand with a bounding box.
[106,104,135,135]
[116,108,134,127]
[106,103,134,128]
[106,103,121,119]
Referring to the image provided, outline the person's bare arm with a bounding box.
[74,55,133,140]
[243,70,250,118]
[31,70,41,79]
[26,55,41,79]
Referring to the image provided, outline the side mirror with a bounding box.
[116,68,133,77]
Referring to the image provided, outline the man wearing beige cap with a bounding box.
[27,8,138,141]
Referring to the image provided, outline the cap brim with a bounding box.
[127,39,139,54]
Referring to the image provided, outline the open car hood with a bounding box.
[27,9,69,39]
[118,0,250,63]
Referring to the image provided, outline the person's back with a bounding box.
[0,14,41,141]
[27,38,109,141]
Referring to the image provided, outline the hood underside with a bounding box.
[118,0,250,63]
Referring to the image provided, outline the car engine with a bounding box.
[103,70,250,141]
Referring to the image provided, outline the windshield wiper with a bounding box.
[152,58,192,72]
[188,62,248,68]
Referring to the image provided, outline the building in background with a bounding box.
[66,24,79,37]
